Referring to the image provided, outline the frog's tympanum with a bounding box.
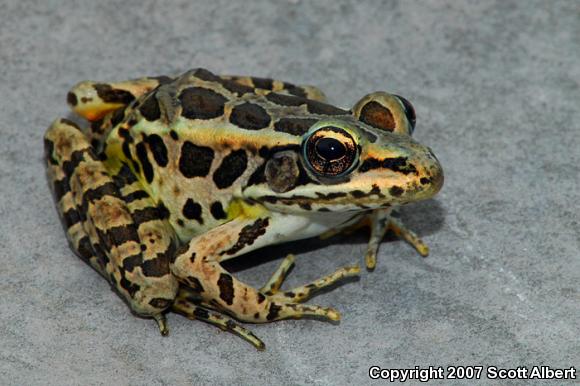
[45,69,443,349]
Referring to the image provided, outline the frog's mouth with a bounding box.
[253,172,442,212]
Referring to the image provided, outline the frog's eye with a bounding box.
[303,126,358,177]
[352,92,415,136]
[394,94,416,133]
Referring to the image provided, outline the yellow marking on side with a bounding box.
[227,198,269,220]
[103,135,125,172]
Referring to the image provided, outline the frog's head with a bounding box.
[243,92,443,213]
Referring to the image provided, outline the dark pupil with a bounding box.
[315,137,346,161]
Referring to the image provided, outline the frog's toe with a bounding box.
[253,257,361,322]
[268,264,360,303]
[387,217,430,257]
[260,253,360,304]
[153,313,169,336]
[269,302,341,321]
[172,292,265,350]
[260,254,295,294]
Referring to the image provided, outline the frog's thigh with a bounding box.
[45,118,178,318]
[45,119,108,276]
[170,216,341,323]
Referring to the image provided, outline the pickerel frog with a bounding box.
[45,69,443,349]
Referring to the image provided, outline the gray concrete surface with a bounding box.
[0,0,578,385]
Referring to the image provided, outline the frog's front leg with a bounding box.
[170,215,360,328]
[321,209,429,270]
[364,209,429,270]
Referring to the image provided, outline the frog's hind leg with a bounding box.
[221,74,327,102]
[45,118,179,332]
[172,287,266,350]
[45,118,111,277]
[67,75,174,122]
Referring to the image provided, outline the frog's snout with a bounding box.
[362,139,444,204]
[408,145,444,201]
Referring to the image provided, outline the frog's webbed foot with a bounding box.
[364,209,429,270]
[172,289,266,350]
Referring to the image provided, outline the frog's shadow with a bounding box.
[224,199,446,274]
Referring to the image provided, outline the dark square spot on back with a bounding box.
[274,118,318,136]
[306,100,348,115]
[179,87,227,120]
[229,102,271,130]
[266,92,307,107]
[138,93,162,121]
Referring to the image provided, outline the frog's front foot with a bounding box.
[364,209,429,270]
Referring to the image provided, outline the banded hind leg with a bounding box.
[45,118,179,332]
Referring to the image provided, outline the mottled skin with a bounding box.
[45,68,443,349]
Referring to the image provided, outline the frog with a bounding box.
[44,68,443,350]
